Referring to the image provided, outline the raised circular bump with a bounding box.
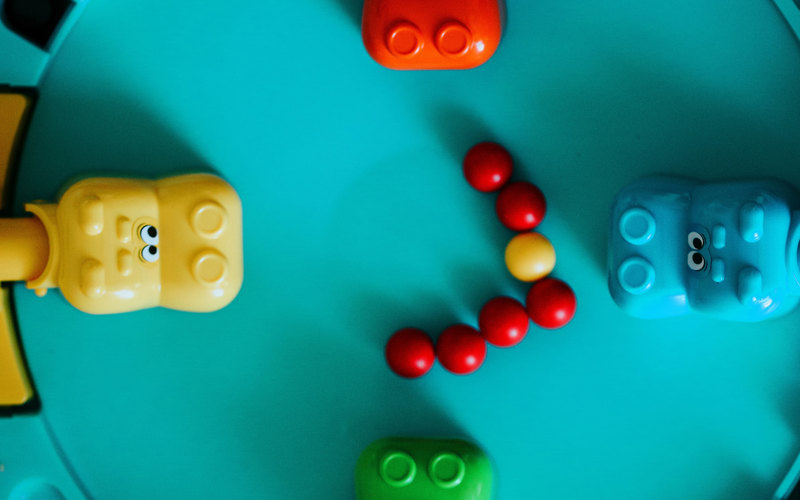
[386,22,423,58]
[192,250,228,287]
[435,21,472,57]
[191,201,228,239]
[379,451,416,488]
[617,257,655,295]
[428,452,466,489]
[619,207,656,246]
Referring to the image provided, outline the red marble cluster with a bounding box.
[384,143,576,379]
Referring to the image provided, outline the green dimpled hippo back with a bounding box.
[355,437,493,500]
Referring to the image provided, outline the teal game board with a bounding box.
[2,0,800,498]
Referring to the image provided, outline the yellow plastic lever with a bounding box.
[0,91,35,406]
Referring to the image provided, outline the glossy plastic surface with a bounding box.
[355,437,492,499]
[462,142,512,192]
[362,0,503,70]
[0,90,35,405]
[436,325,487,375]
[0,218,47,281]
[526,278,576,329]
[0,285,32,405]
[609,177,800,321]
[23,173,243,314]
[0,91,30,194]
[504,232,556,282]
[478,296,529,347]
[5,1,800,498]
[385,328,436,378]
[495,181,547,231]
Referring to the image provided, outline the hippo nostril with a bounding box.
[435,22,473,57]
[379,451,416,487]
[386,22,423,58]
[192,250,228,288]
[191,201,228,239]
[619,207,656,245]
[617,257,655,295]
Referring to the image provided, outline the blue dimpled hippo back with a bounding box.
[609,177,800,321]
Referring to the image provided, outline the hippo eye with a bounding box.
[688,251,705,271]
[141,245,159,263]
[140,225,159,245]
[688,231,705,250]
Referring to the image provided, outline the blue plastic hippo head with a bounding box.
[608,177,800,321]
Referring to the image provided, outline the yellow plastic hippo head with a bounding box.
[26,173,243,314]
